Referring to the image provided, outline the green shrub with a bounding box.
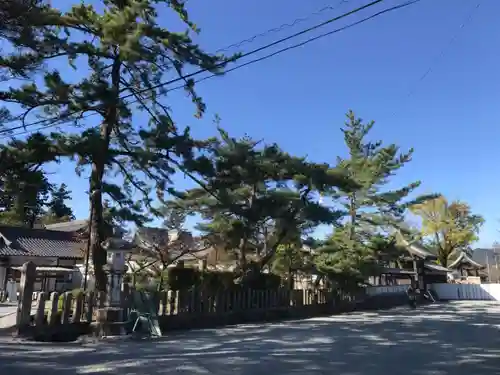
[56,289,83,311]
[200,271,235,291]
[241,272,281,290]
[167,267,200,290]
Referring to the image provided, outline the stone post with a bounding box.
[0,258,8,297]
[198,258,207,271]
[16,261,36,335]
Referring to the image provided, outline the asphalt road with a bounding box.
[0,301,499,374]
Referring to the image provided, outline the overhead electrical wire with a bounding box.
[0,0,384,136]
[390,1,481,118]
[1,0,349,127]
[1,0,421,138]
[214,0,349,53]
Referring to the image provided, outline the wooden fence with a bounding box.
[11,260,414,339]
[19,286,358,335]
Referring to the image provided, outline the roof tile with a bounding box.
[0,225,83,259]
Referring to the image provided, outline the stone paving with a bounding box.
[0,301,499,374]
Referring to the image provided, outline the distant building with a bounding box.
[0,225,83,295]
[472,248,500,282]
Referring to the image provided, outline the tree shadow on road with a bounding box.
[1,301,499,374]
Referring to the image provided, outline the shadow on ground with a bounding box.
[0,301,499,374]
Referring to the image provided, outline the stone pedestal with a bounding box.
[96,307,126,337]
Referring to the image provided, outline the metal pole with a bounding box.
[486,254,491,283]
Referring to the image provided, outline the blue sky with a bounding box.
[4,0,500,246]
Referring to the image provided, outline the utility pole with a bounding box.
[494,252,500,283]
[486,254,491,283]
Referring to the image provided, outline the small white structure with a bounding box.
[6,279,17,302]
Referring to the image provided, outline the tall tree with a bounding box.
[170,129,353,281]
[315,111,434,287]
[0,135,57,227]
[0,166,51,227]
[42,183,74,224]
[0,0,232,290]
[410,196,484,267]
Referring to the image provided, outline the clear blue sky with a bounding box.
[6,0,500,247]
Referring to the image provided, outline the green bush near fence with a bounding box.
[43,288,85,312]
[165,266,282,291]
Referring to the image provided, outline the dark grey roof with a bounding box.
[424,262,450,273]
[379,267,416,275]
[395,231,437,260]
[0,225,83,259]
[44,220,88,232]
[449,251,485,270]
[0,245,28,256]
[407,243,437,260]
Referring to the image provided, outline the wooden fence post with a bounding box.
[16,261,36,333]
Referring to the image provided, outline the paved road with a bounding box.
[0,301,499,374]
[0,303,17,318]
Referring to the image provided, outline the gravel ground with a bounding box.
[0,301,499,375]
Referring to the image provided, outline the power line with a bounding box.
[2,0,421,139]
[1,0,349,128]
[215,0,349,53]
[391,1,481,118]
[0,0,386,136]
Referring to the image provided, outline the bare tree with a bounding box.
[130,209,206,290]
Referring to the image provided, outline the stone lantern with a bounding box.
[97,234,135,336]
[101,237,134,306]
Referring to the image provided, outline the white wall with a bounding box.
[365,285,408,296]
[431,283,500,301]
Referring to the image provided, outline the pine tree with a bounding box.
[0,0,232,290]
[0,166,51,227]
[42,183,74,224]
[0,0,58,87]
[315,111,434,287]
[0,135,56,227]
[170,128,352,280]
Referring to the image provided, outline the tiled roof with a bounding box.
[44,220,88,232]
[424,262,451,273]
[0,225,84,259]
[0,245,28,257]
[449,251,485,270]
[396,233,437,261]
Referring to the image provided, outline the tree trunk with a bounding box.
[439,253,448,268]
[238,235,248,267]
[287,264,294,290]
[89,186,106,291]
[349,193,356,241]
[89,56,121,292]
